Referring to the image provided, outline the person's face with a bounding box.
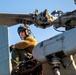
[19,31,26,38]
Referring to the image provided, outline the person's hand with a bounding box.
[12,45,15,48]
[9,45,15,52]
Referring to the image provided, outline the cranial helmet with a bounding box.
[17,25,31,36]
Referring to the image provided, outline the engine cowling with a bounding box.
[32,28,76,63]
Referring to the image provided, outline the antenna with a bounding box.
[74,0,76,9]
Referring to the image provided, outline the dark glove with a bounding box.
[9,45,14,52]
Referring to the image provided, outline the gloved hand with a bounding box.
[9,45,14,52]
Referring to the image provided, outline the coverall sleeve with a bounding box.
[14,36,37,50]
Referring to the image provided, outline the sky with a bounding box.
[0,0,75,46]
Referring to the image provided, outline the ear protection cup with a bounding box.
[25,25,31,36]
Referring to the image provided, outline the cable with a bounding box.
[30,30,36,38]
[53,25,65,32]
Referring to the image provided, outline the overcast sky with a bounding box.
[0,0,75,45]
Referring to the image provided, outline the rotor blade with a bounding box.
[0,13,34,27]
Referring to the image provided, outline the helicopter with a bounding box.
[0,0,76,75]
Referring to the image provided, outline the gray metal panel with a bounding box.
[0,26,10,75]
